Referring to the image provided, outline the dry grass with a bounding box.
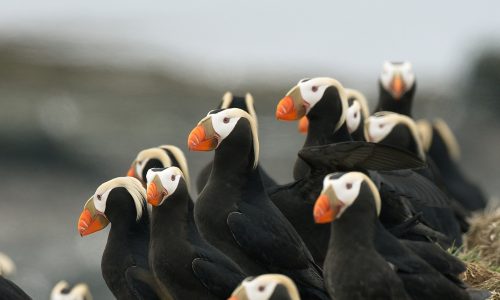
[465,207,500,270]
[452,207,500,299]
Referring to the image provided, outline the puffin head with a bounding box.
[296,87,368,135]
[228,274,300,300]
[276,77,348,131]
[78,177,146,237]
[313,172,381,223]
[380,61,416,100]
[51,281,93,300]
[188,108,259,168]
[127,145,190,188]
[364,111,425,161]
[145,167,186,206]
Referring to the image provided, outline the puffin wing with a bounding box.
[227,203,313,270]
[370,170,451,208]
[192,257,246,298]
[125,266,169,300]
[298,141,425,172]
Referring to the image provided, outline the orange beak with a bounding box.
[188,125,218,151]
[78,200,109,237]
[146,179,166,206]
[313,194,334,223]
[298,116,309,134]
[127,165,135,177]
[227,297,238,300]
[390,74,405,99]
[313,193,344,224]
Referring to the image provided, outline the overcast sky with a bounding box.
[0,1,499,88]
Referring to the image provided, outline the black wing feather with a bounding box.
[298,141,425,172]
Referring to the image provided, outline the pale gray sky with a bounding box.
[0,1,499,88]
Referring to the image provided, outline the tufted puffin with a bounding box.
[374,61,416,117]
[51,281,92,300]
[127,145,190,188]
[188,108,329,300]
[314,172,481,300]
[417,119,488,211]
[297,87,370,142]
[196,92,277,193]
[229,274,300,300]
[145,166,246,299]
[77,177,168,300]
[365,112,470,233]
[276,77,352,181]
[0,276,31,299]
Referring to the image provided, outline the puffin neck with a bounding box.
[108,206,150,244]
[211,121,256,178]
[376,83,415,117]
[151,184,195,236]
[305,117,352,147]
[329,189,378,250]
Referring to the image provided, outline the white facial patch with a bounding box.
[51,281,92,300]
[93,187,112,214]
[365,114,398,143]
[380,61,416,94]
[323,172,381,217]
[133,148,173,181]
[346,101,362,134]
[243,277,279,300]
[211,111,242,141]
[146,167,183,200]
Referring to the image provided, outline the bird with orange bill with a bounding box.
[77,177,166,300]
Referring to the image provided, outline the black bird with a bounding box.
[0,276,31,300]
[296,88,370,142]
[314,172,482,300]
[417,119,488,211]
[374,61,416,117]
[188,108,329,300]
[145,166,246,299]
[365,111,470,232]
[127,145,191,188]
[51,280,92,300]
[229,274,301,300]
[276,77,353,181]
[196,92,277,193]
[77,177,167,300]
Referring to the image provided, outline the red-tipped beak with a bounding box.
[188,125,218,151]
[391,74,405,99]
[78,209,108,237]
[276,96,300,120]
[146,181,165,206]
[298,116,309,134]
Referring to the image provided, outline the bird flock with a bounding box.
[0,61,492,300]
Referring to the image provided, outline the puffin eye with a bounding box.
[223,117,230,124]
[258,285,265,292]
[353,112,358,118]
[171,175,176,181]
[312,86,318,92]
[96,194,102,201]
[379,124,384,129]
[345,183,352,190]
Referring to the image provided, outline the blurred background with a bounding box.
[0,1,499,298]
